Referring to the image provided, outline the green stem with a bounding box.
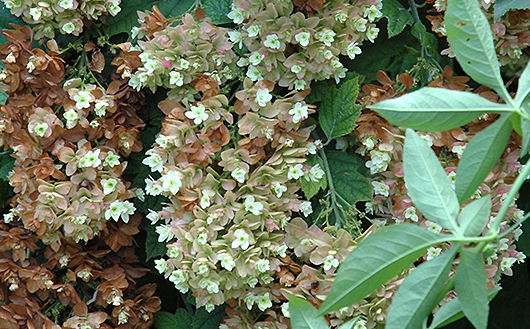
[408,0,421,23]
[498,211,530,239]
[318,146,342,228]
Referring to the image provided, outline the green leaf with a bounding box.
[104,0,196,37]
[0,3,26,45]
[326,151,371,205]
[337,317,360,329]
[192,305,225,329]
[319,224,446,314]
[403,129,460,233]
[411,22,438,57]
[428,286,500,329]
[457,195,491,237]
[301,155,327,199]
[369,88,512,132]
[154,309,192,329]
[454,248,489,329]
[446,0,507,97]
[455,114,512,203]
[319,75,363,140]
[382,0,414,38]
[494,0,530,21]
[0,151,14,181]
[289,295,329,329]
[515,62,530,107]
[201,0,232,25]
[386,246,459,329]
[140,221,167,260]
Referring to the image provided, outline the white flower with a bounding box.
[33,122,49,137]
[103,151,120,168]
[257,293,273,311]
[306,164,325,182]
[244,293,255,310]
[218,253,235,271]
[146,210,161,224]
[248,52,265,66]
[107,1,121,16]
[255,259,270,273]
[199,278,219,294]
[404,206,419,222]
[228,7,245,24]
[101,178,118,195]
[323,49,334,60]
[367,26,380,43]
[156,225,174,242]
[288,164,304,180]
[169,269,186,284]
[316,29,336,46]
[347,42,362,59]
[179,59,190,69]
[197,231,208,245]
[294,79,306,90]
[272,182,287,198]
[255,88,272,107]
[64,109,78,128]
[323,255,339,270]
[142,152,164,173]
[154,259,168,274]
[451,144,466,158]
[366,150,391,174]
[264,34,281,49]
[295,32,311,47]
[372,181,389,197]
[231,167,247,183]
[94,99,108,117]
[169,71,184,86]
[200,190,215,209]
[277,244,288,258]
[306,142,317,155]
[333,67,347,84]
[244,196,264,215]
[246,24,262,37]
[290,64,302,74]
[228,30,243,47]
[353,18,368,32]
[72,90,93,109]
[29,7,42,21]
[281,303,290,318]
[167,245,180,258]
[105,201,124,221]
[289,102,309,123]
[121,201,135,223]
[334,10,348,23]
[185,104,208,125]
[79,149,102,168]
[246,65,263,81]
[232,229,251,250]
[426,247,442,261]
[26,57,36,73]
[425,220,443,234]
[364,5,383,22]
[160,171,182,194]
[62,22,76,34]
[354,319,367,329]
[300,201,313,216]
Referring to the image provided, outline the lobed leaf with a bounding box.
[382,0,414,38]
[289,295,329,329]
[403,129,460,233]
[326,151,371,205]
[192,305,225,329]
[446,0,507,96]
[154,309,192,329]
[494,0,530,21]
[457,195,491,237]
[369,88,512,132]
[455,114,512,203]
[318,224,446,314]
[386,246,459,329]
[454,248,489,329]
[319,76,363,140]
[201,0,233,25]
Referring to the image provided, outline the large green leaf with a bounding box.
[382,0,414,38]
[403,129,460,233]
[411,22,438,57]
[154,309,192,329]
[0,151,14,181]
[289,295,329,329]
[104,0,196,37]
[455,114,512,203]
[202,0,232,25]
[494,0,530,21]
[319,75,363,140]
[454,248,489,329]
[318,224,446,314]
[457,195,491,237]
[521,105,530,155]
[428,286,500,329]
[192,305,225,329]
[515,62,530,107]
[326,151,371,205]
[446,0,507,97]
[386,246,458,329]
[140,221,167,260]
[369,88,512,132]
